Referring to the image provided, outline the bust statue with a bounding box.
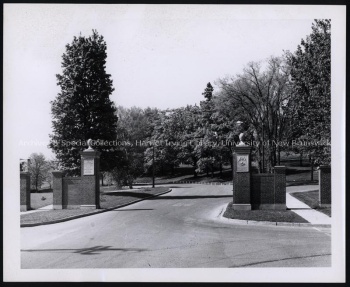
[87,139,94,150]
[238,132,246,146]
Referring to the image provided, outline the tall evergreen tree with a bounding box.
[49,30,118,175]
[202,82,214,101]
[197,82,217,176]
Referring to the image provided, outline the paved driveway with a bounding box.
[21,184,331,268]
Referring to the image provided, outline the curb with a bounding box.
[21,189,172,228]
[219,204,331,228]
[221,218,331,228]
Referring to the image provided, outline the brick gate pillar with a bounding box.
[319,165,331,207]
[53,170,66,209]
[232,145,252,210]
[273,166,286,210]
[79,139,101,209]
[20,172,31,211]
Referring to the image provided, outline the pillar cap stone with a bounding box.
[319,165,331,170]
[80,150,101,157]
[52,170,66,176]
[273,166,286,170]
[233,146,252,153]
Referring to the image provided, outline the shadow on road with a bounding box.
[166,186,193,189]
[110,208,154,211]
[150,195,232,200]
[103,192,153,198]
[21,245,147,255]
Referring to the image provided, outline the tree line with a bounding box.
[46,20,330,188]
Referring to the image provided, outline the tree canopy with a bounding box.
[216,57,292,172]
[285,19,331,164]
[46,20,331,184]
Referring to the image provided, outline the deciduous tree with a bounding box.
[217,57,292,172]
[28,153,50,191]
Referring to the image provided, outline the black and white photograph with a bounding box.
[3,3,346,283]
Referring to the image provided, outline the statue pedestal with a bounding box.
[232,146,252,210]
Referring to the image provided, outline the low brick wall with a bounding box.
[251,166,286,210]
[63,177,82,209]
[251,174,274,209]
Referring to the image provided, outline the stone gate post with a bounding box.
[79,140,101,209]
[232,145,252,210]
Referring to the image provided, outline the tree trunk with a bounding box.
[277,146,281,165]
[272,145,277,167]
[220,163,223,177]
[211,163,214,178]
[300,152,303,167]
[262,145,265,173]
[206,164,209,177]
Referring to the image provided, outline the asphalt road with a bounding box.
[21,184,331,268]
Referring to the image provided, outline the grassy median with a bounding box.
[223,202,308,223]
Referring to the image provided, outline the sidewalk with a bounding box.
[20,204,53,214]
[286,190,331,225]
[286,185,319,193]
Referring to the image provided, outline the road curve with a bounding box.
[21,184,331,268]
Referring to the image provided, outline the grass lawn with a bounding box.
[223,202,308,223]
[130,160,318,186]
[290,190,331,217]
[30,192,53,209]
[21,187,170,225]
[285,166,319,186]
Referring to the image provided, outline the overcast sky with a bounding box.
[3,5,335,158]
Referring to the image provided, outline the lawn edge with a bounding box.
[21,188,172,228]
[220,203,331,228]
[221,218,331,228]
